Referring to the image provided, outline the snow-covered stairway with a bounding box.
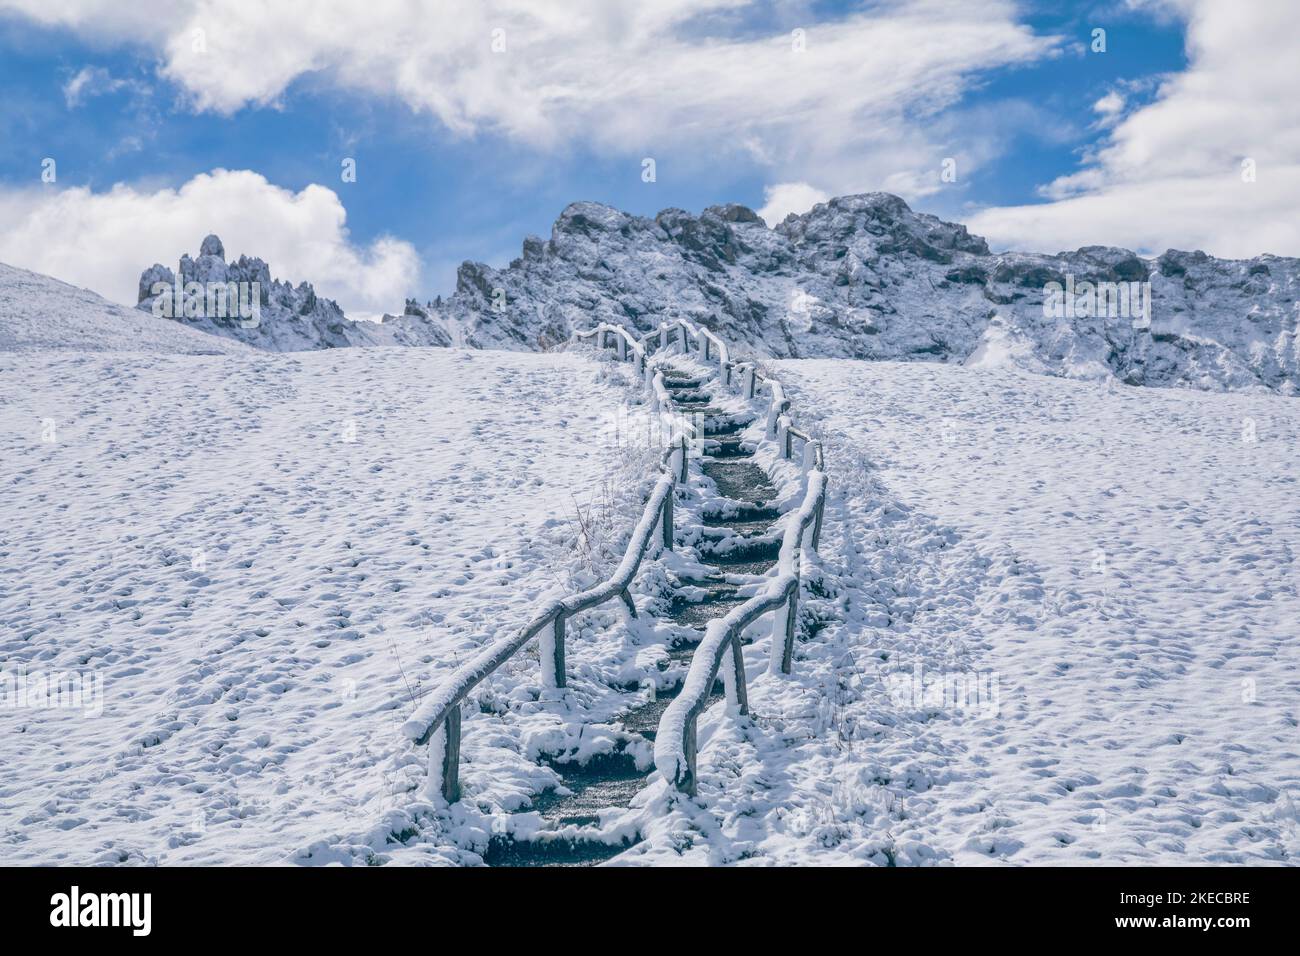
[480,367,779,866]
[400,319,829,866]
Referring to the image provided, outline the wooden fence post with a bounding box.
[661,487,673,550]
[729,634,749,715]
[681,716,698,797]
[812,495,825,551]
[782,571,799,674]
[778,415,792,459]
[429,707,461,803]
[549,613,567,689]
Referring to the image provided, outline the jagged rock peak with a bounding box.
[135,235,378,352]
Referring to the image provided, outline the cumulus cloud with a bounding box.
[0,170,418,318]
[968,0,1300,258]
[758,182,829,226]
[1,0,1059,203]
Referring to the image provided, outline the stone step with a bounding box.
[667,590,748,627]
[700,517,776,536]
[701,460,777,503]
[660,375,704,388]
[704,438,755,459]
[698,536,781,565]
[703,417,755,437]
[703,503,780,524]
[482,832,642,867]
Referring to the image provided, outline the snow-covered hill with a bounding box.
[396,194,1300,395]
[632,357,1299,865]
[0,261,251,354]
[0,346,639,864]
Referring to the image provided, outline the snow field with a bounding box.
[733,358,1300,864]
[0,347,650,864]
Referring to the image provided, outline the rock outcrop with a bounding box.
[385,194,1299,394]
[137,236,381,351]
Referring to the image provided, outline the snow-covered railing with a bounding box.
[574,323,652,385]
[632,317,732,387]
[402,333,687,803]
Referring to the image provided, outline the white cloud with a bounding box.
[1092,91,1123,115]
[62,66,149,108]
[969,0,1300,258]
[758,182,829,225]
[0,170,418,318]
[1,0,1059,203]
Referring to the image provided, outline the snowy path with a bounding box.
[0,348,631,864]
[773,359,1300,864]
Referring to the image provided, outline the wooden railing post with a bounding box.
[784,570,799,672]
[703,337,711,361]
[811,495,825,551]
[548,613,567,689]
[728,634,749,715]
[771,572,800,676]
[744,366,756,400]
[679,435,688,483]
[681,716,698,797]
[428,708,461,803]
[661,486,674,550]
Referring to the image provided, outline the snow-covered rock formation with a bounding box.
[376,297,454,347]
[136,235,381,351]
[120,198,1300,394]
[400,194,1299,395]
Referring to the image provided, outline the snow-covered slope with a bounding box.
[136,235,387,351]
[0,261,251,354]
[395,194,1300,395]
[0,347,638,864]
[642,358,1298,865]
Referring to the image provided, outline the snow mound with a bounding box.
[0,261,252,354]
[962,314,1045,373]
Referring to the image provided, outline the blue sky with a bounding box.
[2,1,1290,317]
